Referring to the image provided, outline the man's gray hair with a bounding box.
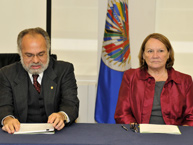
[17,27,51,54]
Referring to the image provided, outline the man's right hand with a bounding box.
[2,116,20,134]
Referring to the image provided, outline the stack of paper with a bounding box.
[14,123,55,134]
[139,124,181,135]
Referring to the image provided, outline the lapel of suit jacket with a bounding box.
[13,65,28,123]
[42,59,57,116]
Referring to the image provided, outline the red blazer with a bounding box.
[114,68,193,126]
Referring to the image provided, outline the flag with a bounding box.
[95,0,131,123]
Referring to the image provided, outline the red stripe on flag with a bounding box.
[108,9,124,31]
[105,39,129,53]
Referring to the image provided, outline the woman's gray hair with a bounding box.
[17,27,51,54]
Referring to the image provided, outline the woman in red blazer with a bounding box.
[114,33,193,126]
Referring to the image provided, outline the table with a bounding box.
[0,123,193,145]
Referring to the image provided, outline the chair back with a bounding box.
[0,53,20,69]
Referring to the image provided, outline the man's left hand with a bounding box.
[47,112,66,130]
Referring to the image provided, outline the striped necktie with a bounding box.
[32,74,41,93]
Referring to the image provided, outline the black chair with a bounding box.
[0,53,57,69]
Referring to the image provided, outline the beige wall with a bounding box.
[51,0,98,78]
[0,0,46,52]
[156,0,193,77]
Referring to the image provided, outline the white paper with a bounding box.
[139,124,181,135]
[14,123,55,134]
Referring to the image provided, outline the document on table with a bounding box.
[14,123,55,134]
[139,124,181,135]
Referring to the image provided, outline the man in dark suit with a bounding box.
[0,27,79,134]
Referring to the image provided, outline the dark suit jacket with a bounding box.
[0,57,79,125]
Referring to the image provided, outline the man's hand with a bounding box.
[2,116,20,134]
[47,112,66,130]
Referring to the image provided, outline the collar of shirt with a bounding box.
[29,72,43,85]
